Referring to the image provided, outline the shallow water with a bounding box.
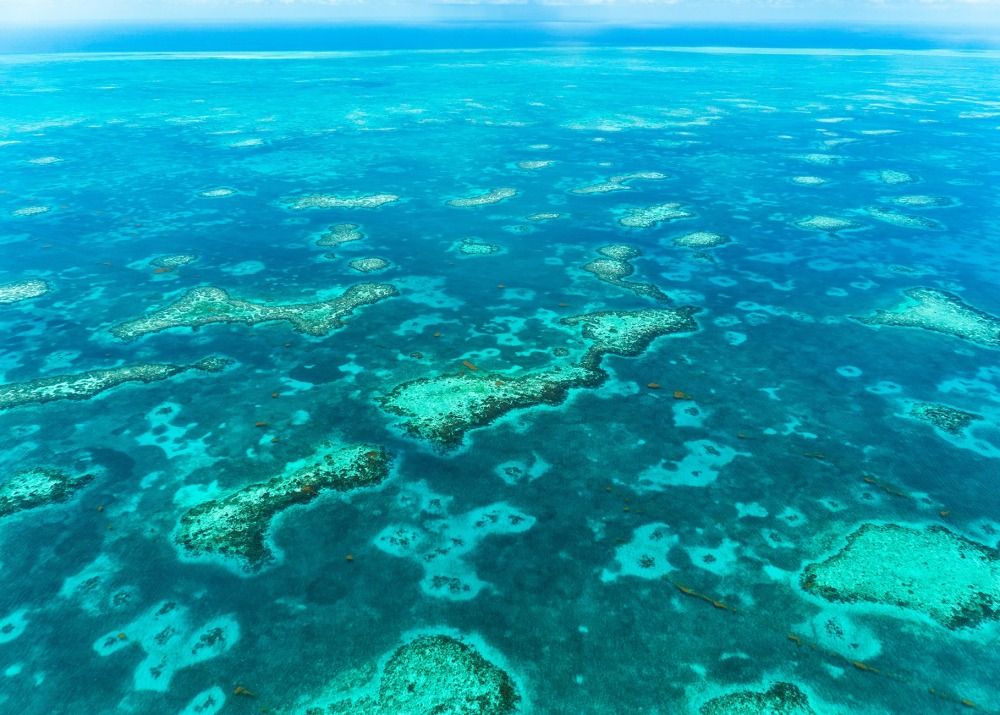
[2,48,1000,714]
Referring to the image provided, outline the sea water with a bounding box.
[1,47,1000,714]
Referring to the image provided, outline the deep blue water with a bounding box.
[2,47,1000,714]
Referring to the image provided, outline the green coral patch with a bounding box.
[304,634,521,715]
[176,444,391,572]
[801,523,1000,629]
[0,467,95,518]
[700,682,816,715]
[110,282,397,341]
[378,365,598,451]
[562,307,701,362]
[0,279,50,304]
[348,257,391,273]
[379,306,700,450]
[316,223,365,248]
[618,202,694,228]
[910,402,983,434]
[0,358,231,412]
[852,287,1000,348]
[446,188,517,207]
[581,246,670,303]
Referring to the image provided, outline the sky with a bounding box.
[1,0,999,28]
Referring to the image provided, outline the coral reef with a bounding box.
[0,358,231,412]
[348,257,391,273]
[561,307,701,362]
[852,287,1000,348]
[458,238,501,255]
[794,215,864,233]
[375,501,534,600]
[877,169,917,184]
[302,634,520,715]
[176,444,390,572]
[197,188,236,198]
[378,365,598,450]
[11,206,51,217]
[791,153,842,165]
[570,171,667,194]
[316,223,365,248]
[700,682,816,715]
[672,231,731,249]
[886,195,955,208]
[110,283,397,341]
[286,193,400,210]
[581,245,670,302]
[379,306,700,449]
[865,205,944,230]
[0,279,50,304]
[447,188,517,207]
[910,402,983,434]
[150,254,196,269]
[0,467,95,518]
[94,601,239,692]
[790,176,827,186]
[801,523,1000,629]
[618,202,694,228]
[516,160,554,169]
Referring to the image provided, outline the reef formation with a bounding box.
[176,444,390,572]
[0,467,95,519]
[865,205,944,230]
[316,223,365,248]
[378,306,700,450]
[150,254,196,269]
[458,238,501,255]
[375,502,535,600]
[700,682,816,715]
[110,283,398,341]
[672,231,731,250]
[794,215,865,233]
[801,523,1000,629]
[910,402,983,434]
[348,257,391,273]
[570,171,667,194]
[852,287,1000,348]
[886,195,956,208]
[302,634,520,715]
[0,279,50,304]
[581,245,669,303]
[286,193,400,210]
[0,358,231,412]
[447,188,517,207]
[618,202,694,229]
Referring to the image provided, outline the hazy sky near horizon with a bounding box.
[1,0,998,27]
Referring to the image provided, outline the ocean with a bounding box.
[1,46,1000,714]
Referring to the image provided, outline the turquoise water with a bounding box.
[2,48,1000,714]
